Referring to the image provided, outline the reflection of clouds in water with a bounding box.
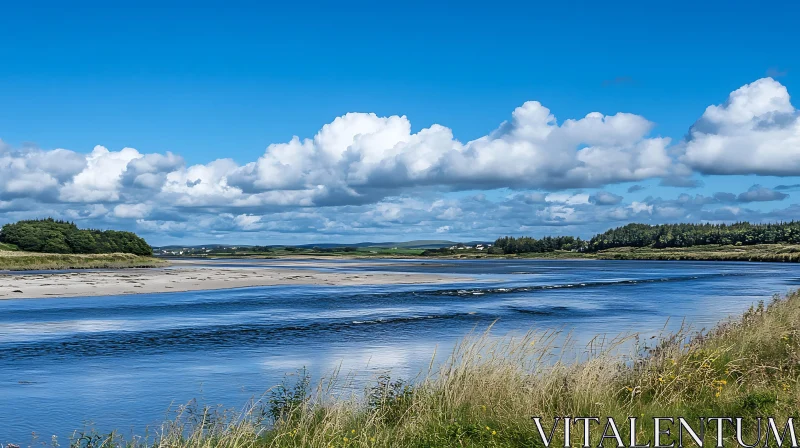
[260,355,315,373]
[323,342,441,380]
[0,319,125,342]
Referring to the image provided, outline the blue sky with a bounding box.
[1,1,799,245]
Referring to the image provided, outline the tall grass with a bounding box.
[65,292,800,447]
[0,251,166,270]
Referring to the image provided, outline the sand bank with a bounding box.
[0,262,465,300]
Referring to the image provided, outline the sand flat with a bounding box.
[0,263,463,300]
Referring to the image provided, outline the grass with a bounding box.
[66,291,800,447]
[0,242,19,251]
[589,244,800,262]
[169,247,427,259]
[185,244,800,262]
[0,250,167,270]
[424,244,800,262]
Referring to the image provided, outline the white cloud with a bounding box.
[113,203,151,219]
[233,214,263,231]
[60,146,143,202]
[628,201,653,214]
[589,191,624,205]
[681,77,800,175]
[736,184,788,203]
[2,77,800,242]
[0,144,86,200]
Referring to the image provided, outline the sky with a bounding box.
[1,1,799,245]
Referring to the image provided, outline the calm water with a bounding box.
[1,259,799,443]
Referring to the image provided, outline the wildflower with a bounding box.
[658,376,665,383]
[343,437,349,443]
[782,383,791,392]
[352,429,356,434]
[492,431,497,436]
[486,426,491,431]
[370,437,376,443]
[625,386,633,392]
[480,405,487,412]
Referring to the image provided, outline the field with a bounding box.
[165,247,427,259]
[0,250,167,270]
[425,244,800,262]
[72,290,800,447]
[167,244,800,263]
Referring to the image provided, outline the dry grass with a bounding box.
[67,292,800,447]
[0,250,167,270]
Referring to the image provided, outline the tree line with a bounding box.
[494,221,800,254]
[0,218,153,256]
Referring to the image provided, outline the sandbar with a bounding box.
[0,260,466,300]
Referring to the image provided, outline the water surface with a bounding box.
[1,259,798,443]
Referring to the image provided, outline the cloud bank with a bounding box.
[1,77,798,243]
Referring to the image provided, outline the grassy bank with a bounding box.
[588,244,800,262]
[73,291,800,447]
[424,244,800,262]
[169,244,800,262]
[0,250,167,270]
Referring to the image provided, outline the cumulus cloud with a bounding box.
[224,103,673,201]
[589,191,624,205]
[60,146,143,202]
[0,142,86,201]
[681,77,800,176]
[712,185,788,203]
[2,77,800,242]
[0,98,679,213]
[736,185,789,203]
[113,203,151,219]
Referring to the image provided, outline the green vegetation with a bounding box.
[163,221,800,263]
[71,291,800,447]
[0,250,165,270]
[424,243,800,262]
[590,221,800,250]
[161,246,426,258]
[495,221,800,255]
[0,218,153,256]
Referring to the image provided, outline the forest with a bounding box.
[494,221,800,254]
[0,218,154,256]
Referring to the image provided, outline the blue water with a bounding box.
[1,259,799,443]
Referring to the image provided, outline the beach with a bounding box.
[0,259,463,299]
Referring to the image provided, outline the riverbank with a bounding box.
[69,290,800,447]
[0,261,466,299]
[164,243,800,263]
[0,250,166,271]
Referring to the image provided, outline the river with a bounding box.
[1,259,798,443]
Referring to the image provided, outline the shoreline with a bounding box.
[0,261,469,300]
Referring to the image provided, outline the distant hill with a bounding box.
[154,240,492,251]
